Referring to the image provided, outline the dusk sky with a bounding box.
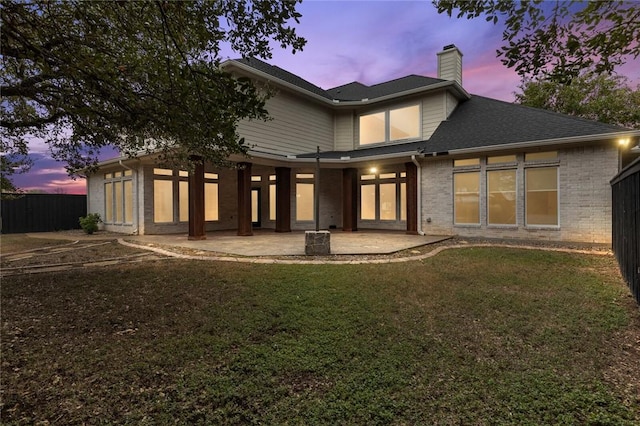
[12,0,640,194]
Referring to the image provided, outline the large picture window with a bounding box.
[487,170,516,225]
[454,172,480,224]
[526,167,558,226]
[359,104,420,146]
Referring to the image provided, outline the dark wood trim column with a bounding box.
[342,168,358,232]
[188,157,206,240]
[237,162,253,236]
[275,167,291,232]
[405,161,418,234]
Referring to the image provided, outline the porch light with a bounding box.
[369,167,378,174]
[618,138,630,147]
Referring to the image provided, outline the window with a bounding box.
[296,184,314,221]
[179,181,189,222]
[104,182,113,222]
[269,183,276,221]
[526,167,558,226]
[454,172,480,224]
[360,184,376,220]
[487,170,516,225]
[269,175,276,221]
[379,183,397,220]
[296,173,314,221]
[154,180,173,223]
[359,171,406,221]
[205,174,219,221]
[487,155,516,164]
[360,112,386,145]
[454,158,480,167]
[124,180,133,223]
[104,170,133,224]
[359,104,420,145]
[525,151,557,161]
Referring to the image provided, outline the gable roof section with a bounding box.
[326,75,446,101]
[230,57,456,103]
[425,95,629,154]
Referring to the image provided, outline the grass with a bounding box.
[2,240,639,424]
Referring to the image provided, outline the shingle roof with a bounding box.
[426,95,626,153]
[233,58,630,160]
[233,58,445,101]
[235,57,332,99]
[326,75,445,101]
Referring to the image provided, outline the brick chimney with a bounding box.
[437,44,463,86]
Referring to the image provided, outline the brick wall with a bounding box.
[420,144,617,243]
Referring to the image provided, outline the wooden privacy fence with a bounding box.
[1,193,87,234]
[610,157,640,306]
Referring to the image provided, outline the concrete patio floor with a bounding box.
[128,230,451,256]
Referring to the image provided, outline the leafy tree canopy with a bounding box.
[434,0,640,82]
[1,0,305,183]
[516,72,640,129]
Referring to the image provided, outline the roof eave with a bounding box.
[247,148,421,166]
[441,130,640,156]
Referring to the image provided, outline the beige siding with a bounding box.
[438,50,463,85]
[422,94,446,140]
[445,92,458,118]
[237,90,334,155]
[334,111,355,151]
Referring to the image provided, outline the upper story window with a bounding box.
[359,104,420,146]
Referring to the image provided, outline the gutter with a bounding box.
[411,155,425,236]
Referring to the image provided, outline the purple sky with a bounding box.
[13,0,640,194]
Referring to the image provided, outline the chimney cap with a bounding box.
[443,44,457,50]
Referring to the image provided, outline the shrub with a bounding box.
[79,213,102,234]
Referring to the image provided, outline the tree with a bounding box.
[1,154,31,195]
[1,0,306,183]
[434,0,640,82]
[515,72,640,129]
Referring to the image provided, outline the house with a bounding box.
[86,45,639,244]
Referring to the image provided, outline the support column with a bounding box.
[275,167,291,232]
[342,168,358,232]
[188,157,206,240]
[237,162,253,236]
[405,161,418,234]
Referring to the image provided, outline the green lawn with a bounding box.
[2,245,639,424]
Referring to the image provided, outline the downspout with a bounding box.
[119,159,139,235]
[411,155,425,236]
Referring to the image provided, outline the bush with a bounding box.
[79,213,102,234]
